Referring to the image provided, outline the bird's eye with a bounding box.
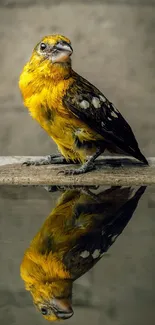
[40,43,47,51]
[41,307,48,315]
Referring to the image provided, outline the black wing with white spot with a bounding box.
[63,74,148,164]
[62,186,146,280]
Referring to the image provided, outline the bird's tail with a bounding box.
[132,148,148,165]
[123,143,148,165]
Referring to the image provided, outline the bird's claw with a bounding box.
[57,170,71,176]
[57,169,81,176]
[57,162,95,176]
[22,154,66,167]
[22,159,49,166]
[22,160,36,166]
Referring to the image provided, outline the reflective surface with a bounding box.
[0,185,155,325]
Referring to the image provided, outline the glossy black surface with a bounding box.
[0,185,155,325]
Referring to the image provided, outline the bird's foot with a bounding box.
[58,161,95,176]
[43,184,99,193]
[43,185,60,192]
[23,154,67,166]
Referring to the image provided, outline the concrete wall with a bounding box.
[0,0,155,157]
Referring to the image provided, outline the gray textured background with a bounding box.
[0,1,155,325]
[0,0,155,157]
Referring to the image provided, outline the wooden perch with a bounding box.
[0,156,154,186]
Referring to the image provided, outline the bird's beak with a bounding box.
[52,298,74,320]
[54,42,73,56]
[50,41,73,63]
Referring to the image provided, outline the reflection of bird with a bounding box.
[19,34,148,175]
[20,185,146,321]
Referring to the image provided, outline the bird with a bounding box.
[20,185,146,321]
[19,34,148,175]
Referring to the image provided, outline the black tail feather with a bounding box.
[133,149,148,165]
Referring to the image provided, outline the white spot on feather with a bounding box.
[80,250,90,258]
[112,103,118,113]
[100,252,106,257]
[75,128,83,135]
[108,116,112,121]
[92,97,101,108]
[99,95,106,102]
[111,235,118,242]
[80,100,90,109]
[92,249,101,259]
[111,111,118,118]
[101,121,105,127]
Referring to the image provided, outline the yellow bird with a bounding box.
[19,34,148,175]
[20,185,146,321]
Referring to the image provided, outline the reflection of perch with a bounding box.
[0,156,154,186]
[20,186,146,322]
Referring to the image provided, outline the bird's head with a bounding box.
[30,279,73,321]
[32,34,73,66]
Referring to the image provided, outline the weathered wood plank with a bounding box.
[0,156,154,186]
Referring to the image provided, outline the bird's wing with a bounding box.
[62,186,146,280]
[63,74,147,163]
